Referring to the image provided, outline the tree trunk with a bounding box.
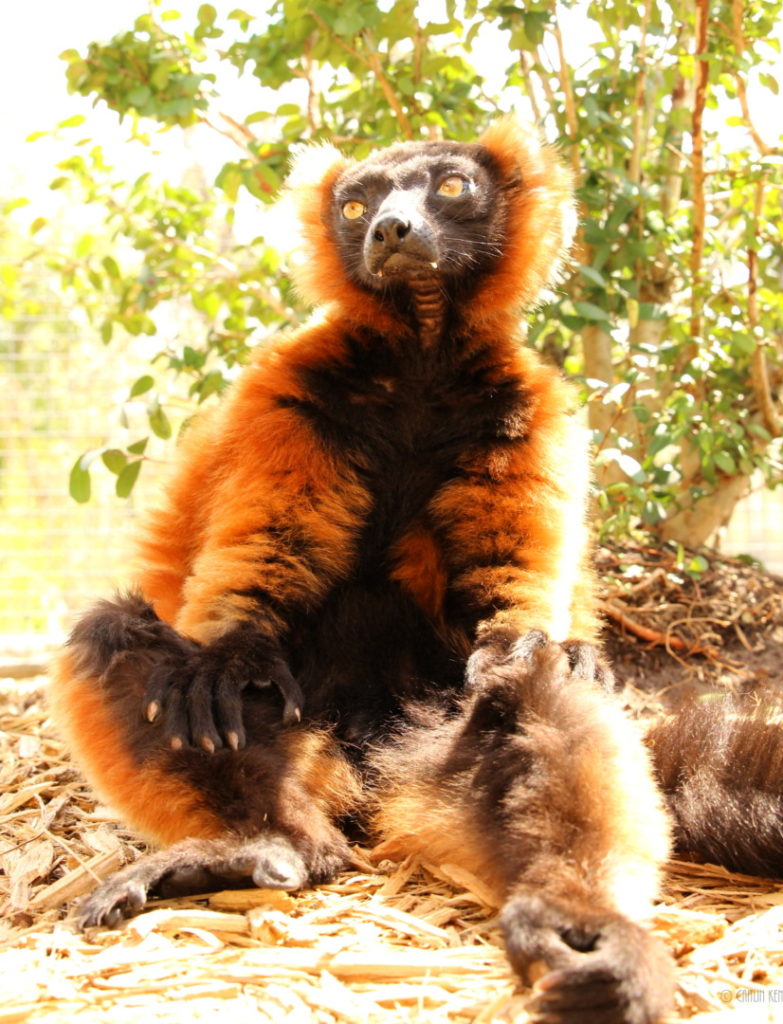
[582,324,614,439]
[657,474,751,547]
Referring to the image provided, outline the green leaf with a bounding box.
[150,65,170,90]
[101,449,127,475]
[748,422,772,441]
[687,555,709,576]
[127,438,149,456]
[578,266,606,288]
[102,255,120,279]
[127,85,152,107]
[130,375,155,398]
[228,7,253,22]
[641,499,664,526]
[198,3,217,24]
[116,460,142,498]
[69,457,92,503]
[196,370,225,402]
[4,197,29,213]
[731,332,755,356]
[57,114,87,129]
[148,401,172,439]
[573,301,610,321]
[714,450,737,475]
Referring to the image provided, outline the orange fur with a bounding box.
[136,323,374,643]
[49,652,224,845]
[389,525,447,624]
[431,343,595,644]
[277,730,363,822]
[132,121,593,650]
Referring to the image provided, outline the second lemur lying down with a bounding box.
[50,118,783,1024]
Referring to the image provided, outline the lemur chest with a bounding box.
[296,335,530,582]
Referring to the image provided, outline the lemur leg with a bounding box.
[368,642,673,1024]
[76,833,331,929]
[49,595,362,929]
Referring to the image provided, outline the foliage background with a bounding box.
[1,0,782,634]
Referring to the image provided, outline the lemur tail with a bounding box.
[646,698,783,877]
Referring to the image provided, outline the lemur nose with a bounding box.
[372,216,411,245]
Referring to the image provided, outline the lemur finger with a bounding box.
[257,657,304,725]
[561,640,615,691]
[214,675,246,751]
[143,660,177,723]
[162,680,190,750]
[509,629,549,662]
[188,668,224,754]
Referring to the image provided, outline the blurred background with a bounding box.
[1,0,782,664]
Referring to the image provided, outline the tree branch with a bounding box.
[628,0,652,187]
[748,179,781,437]
[550,19,581,183]
[689,0,709,346]
[305,11,413,139]
[302,37,323,133]
[199,114,257,157]
[361,30,414,139]
[730,0,782,157]
[518,50,544,124]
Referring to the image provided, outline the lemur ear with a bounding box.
[286,142,348,192]
[284,144,353,309]
[469,116,577,321]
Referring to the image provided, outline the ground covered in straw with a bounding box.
[1,545,783,1022]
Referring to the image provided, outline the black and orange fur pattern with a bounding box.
[49,119,783,1024]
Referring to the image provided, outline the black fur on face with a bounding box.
[330,142,507,295]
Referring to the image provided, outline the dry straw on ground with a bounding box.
[2,677,783,1023]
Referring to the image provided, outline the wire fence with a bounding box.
[1,315,145,650]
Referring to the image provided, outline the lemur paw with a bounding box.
[501,893,674,1024]
[466,630,612,692]
[143,622,304,753]
[67,591,196,677]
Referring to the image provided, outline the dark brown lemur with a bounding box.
[50,119,783,1024]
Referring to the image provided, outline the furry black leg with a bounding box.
[76,833,343,930]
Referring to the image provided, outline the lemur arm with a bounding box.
[431,348,604,678]
[131,328,370,747]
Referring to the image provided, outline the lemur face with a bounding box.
[330,142,507,292]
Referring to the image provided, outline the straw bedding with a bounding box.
[2,644,783,1022]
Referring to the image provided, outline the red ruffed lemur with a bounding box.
[50,118,783,1024]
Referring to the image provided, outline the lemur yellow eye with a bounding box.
[342,200,366,220]
[437,176,467,198]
